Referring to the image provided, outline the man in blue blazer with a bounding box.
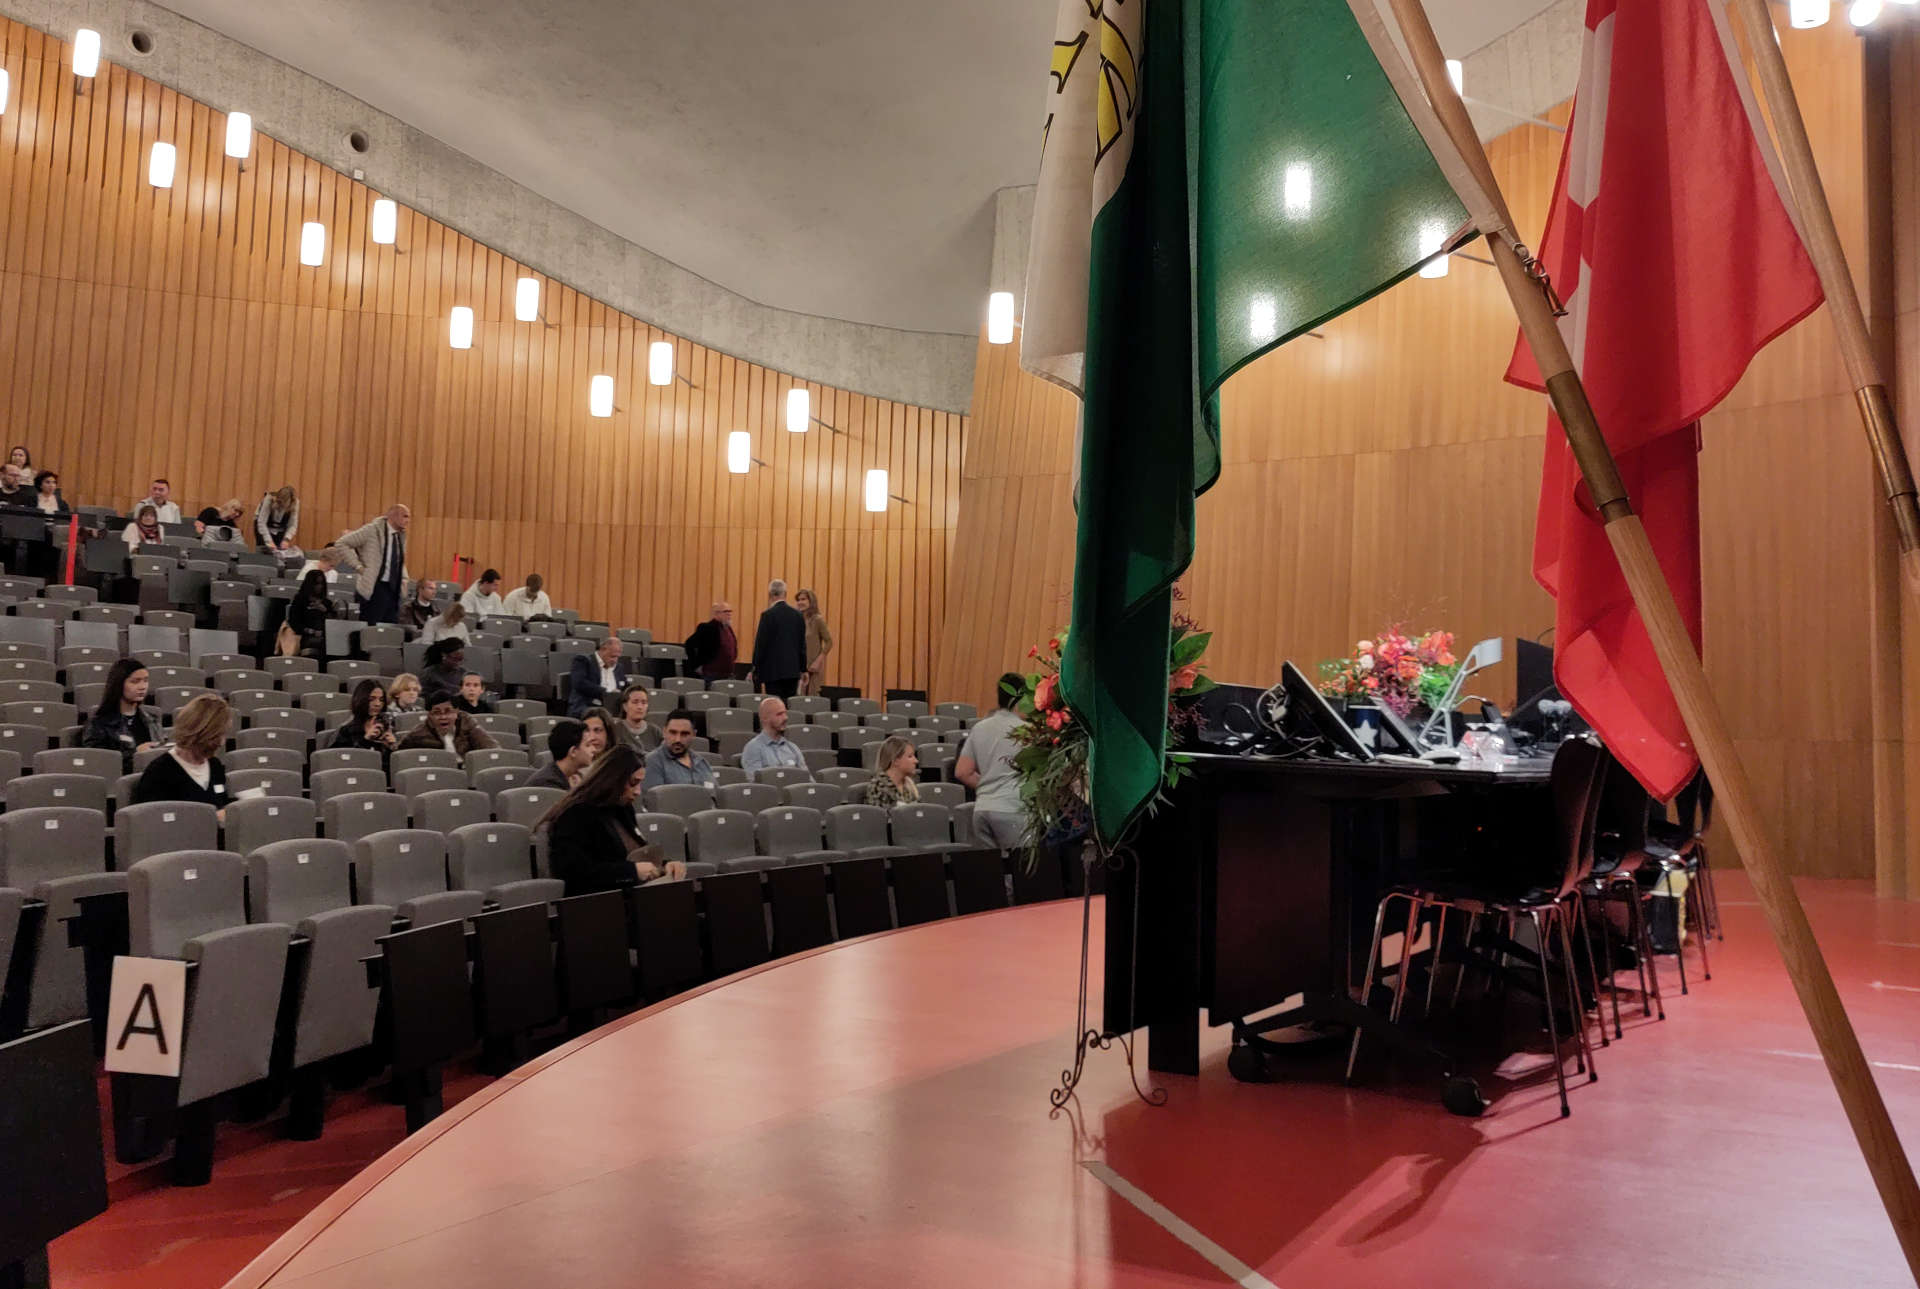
[567,633,634,717]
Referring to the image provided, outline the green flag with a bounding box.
[1022,0,1494,847]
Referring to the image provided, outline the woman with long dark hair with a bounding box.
[540,744,686,895]
[285,569,334,658]
[82,656,159,772]
[332,678,397,753]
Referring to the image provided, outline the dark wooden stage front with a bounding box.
[43,878,1920,1289]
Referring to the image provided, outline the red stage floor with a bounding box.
[49,874,1920,1288]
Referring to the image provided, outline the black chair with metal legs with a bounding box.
[1650,769,1719,951]
[1581,755,1671,1036]
[1348,735,1607,1118]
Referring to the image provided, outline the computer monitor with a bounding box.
[1279,660,1373,760]
[1512,637,1557,728]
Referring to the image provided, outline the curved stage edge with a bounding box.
[224,881,1920,1289]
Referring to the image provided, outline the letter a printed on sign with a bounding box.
[105,956,188,1077]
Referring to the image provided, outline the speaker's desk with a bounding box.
[1104,750,1553,1094]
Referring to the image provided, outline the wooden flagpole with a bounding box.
[1386,0,1920,1277]
[1726,0,1920,595]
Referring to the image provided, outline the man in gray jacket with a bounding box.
[334,503,412,624]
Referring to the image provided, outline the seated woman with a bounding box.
[30,471,69,516]
[420,601,469,646]
[862,735,921,809]
[332,678,397,754]
[122,503,164,551]
[284,569,335,659]
[388,672,423,716]
[540,744,686,896]
[612,682,661,755]
[418,640,466,700]
[195,499,246,542]
[132,694,231,816]
[82,657,160,773]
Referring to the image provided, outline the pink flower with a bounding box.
[1034,675,1059,711]
[1045,710,1067,731]
[1169,662,1200,693]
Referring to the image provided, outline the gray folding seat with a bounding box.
[245,838,357,925]
[710,764,747,787]
[811,710,858,735]
[34,747,123,782]
[447,822,561,908]
[917,743,958,780]
[707,678,750,697]
[934,702,979,720]
[646,783,716,818]
[755,806,842,865]
[631,811,689,865]
[682,692,729,715]
[212,669,274,693]
[952,802,978,848]
[824,804,908,858]
[890,802,971,854]
[352,829,482,926]
[686,809,781,873]
[0,885,21,1009]
[11,601,71,624]
[394,765,465,802]
[856,740,889,770]
[235,727,307,754]
[495,785,565,830]
[494,698,545,722]
[918,781,967,809]
[837,697,880,717]
[705,707,754,737]
[228,767,304,799]
[785,696,829,718]
[471,764,531,796]
[6,773,108,814]
[391,747,459,774]
[717,781,781,815]
[656,675,702,696]
[228,746,304,775]
[327,659,378,683]
[0,658,57,683]
[0,807,115,1027]
[713,733,752,761]
[226,689,282,716]
[299,691,353,719]
[785,726,833,751]
[415,788,492,835]
[912,715,960,734]
[250,708,319,735]
[750,766,812,792]
[0,680,69,707]
[323,791,411,844]
[0,723,49,758]
[57,645,117,672]
[309,747,383,776]
[0,749,22,787]
[127,850,293,1134]
[471,714,519,741]
[780,781,844,811]
[224,795,317,857]
[463,747,528,777]
[81,602,143,628]
[262,655,320,679]
[311,766,387,805]
[818,766,865,792]
[887,700,930,719]
[117,800,220,866]
[40,584,97,607]
[4,700,75,734]
[279,673,342,700]
[861,713,909,735]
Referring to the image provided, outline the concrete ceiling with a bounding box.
[154,0,1564,338]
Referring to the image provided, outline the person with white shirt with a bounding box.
[567,633,633,718]
[460,568,506,620]
[501,572,552,619]
[741,697,809,776]
[296,546,347,584]
[130,694,231,819]
[955,673,1031,851]
[128,478,183,525]
[122,504,164,551]
[420,602,471,646]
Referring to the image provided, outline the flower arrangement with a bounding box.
[1007,603,1215,855]
[1317,627,1458,718]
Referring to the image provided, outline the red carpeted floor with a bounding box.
[48,872,1920,1288]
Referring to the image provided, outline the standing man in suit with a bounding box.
[750,579,807,700]
[568,633,633,718]
[335,503,411,625]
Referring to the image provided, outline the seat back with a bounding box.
[471,764,531,796]
[782,781,842,811]
[631,811,687,864]
[495,786,566,830]
[716,782,780,815]
[34,747,123,782]
[416,788,492,835]
[118,800,220,866]
[324,791,412,844]
[890,803,955,849]
[353,829,451,905]
[129,849,247,957]
[224,795,318,858]
[825,804,890,852]
[310,747,384,776]
[1549,737,1611,896]
[246,838,354,924]
[646,783,715,818]
[394,765,466,801]
[686,809,757,864]
[311,766,388,804]
[228,767,305,799]
[5,773,107,814]
[391,747,460,773]
[0,807,107,887]
[917,782,966,809]
[756,806,825,858]
[446,822,535,890]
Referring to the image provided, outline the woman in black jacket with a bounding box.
[331,678,397,754]
[285,569,334,658]
[539,745,686,896]
[82,656,160,773]
[131,694,231,816]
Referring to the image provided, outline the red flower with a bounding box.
[1169,662,1200,693]
[1048,637,1061,652]
[1028,646,1039,659]
[1045,710,1066,731]
[1034,675,1059,711]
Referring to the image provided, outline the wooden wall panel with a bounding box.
[0,18,960,699]
[934,19,1880,878]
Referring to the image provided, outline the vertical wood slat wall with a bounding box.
[0,19,960,700]
[934,18,1882,879]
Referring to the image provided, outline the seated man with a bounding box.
[740,696,809,776]
[129,477,183,525]
[642,710,714,790]
[397,693,498,756]
[501,572,552,619]
[452,672,496,716]
[528,719,595,790]
[460,568,505,620]
[399,579,440,631]
[0,465,32,505]
[567,633,633,718]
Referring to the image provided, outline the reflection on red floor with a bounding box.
[49,873,1920,1289]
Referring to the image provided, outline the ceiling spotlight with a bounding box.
[1789,0,1832,25]
[147,141,175,189]
[1848,0,1880,23]
[864,469,889,513]
[72,29,101,78]
[1418,222,1449,279]
[300,222,325,267]
[449,306,474,350]
[786,388,809,433]
[370,198,397,245]
[728,431,752,475]
[986,291,1015,345]
[225,112,252,160]
[515,276,540,322]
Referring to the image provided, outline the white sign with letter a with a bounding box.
[104,956,187,1077]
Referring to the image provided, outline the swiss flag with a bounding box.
[1506,0,1822,800]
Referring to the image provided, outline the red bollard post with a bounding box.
[63,514,79,585]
